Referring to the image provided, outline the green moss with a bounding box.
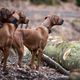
[44,41,69,62]
[44,41,80,70]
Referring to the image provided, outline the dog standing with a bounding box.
[13,15,64,70]
[0,11,29,71]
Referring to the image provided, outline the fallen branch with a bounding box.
[43,54,70,75]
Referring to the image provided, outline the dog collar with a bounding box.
[9,16,18,28]
[10,18,18,28]
[0,22,3,28]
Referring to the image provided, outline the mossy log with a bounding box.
[44,41,80,70]
[43,54,70,75]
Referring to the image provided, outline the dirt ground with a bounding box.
[0,65,69,80]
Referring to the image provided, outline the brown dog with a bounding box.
[0,11,29,71]
[13,15,64,70]
[0,8,15,28]
[0,8,13,22]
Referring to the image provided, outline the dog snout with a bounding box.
[61,19,64,24]
[59,19,64,25]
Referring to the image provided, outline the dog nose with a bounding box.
[61,19,64,24]
[60,19,64,25]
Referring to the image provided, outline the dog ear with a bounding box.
[11,10,15,15]
[19,11,24,15]
[44,16,48,19]
[18,12,25,18]
[44,15,50,19]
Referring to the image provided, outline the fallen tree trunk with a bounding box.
[43,54,70,75]
[44,41,80,70]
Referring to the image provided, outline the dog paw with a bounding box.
[28,63,36,70]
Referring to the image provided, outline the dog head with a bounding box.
[9,11,29,27]
[18,12,29,28]
[18,12,29,24]
[0,8,14,22]
[45,15,64,26]
[44,15,64,33]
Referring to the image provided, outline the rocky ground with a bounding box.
[0,49,69,80]
[0,64,69,80]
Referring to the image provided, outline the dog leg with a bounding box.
[1,48,5,64]
[29,51,36,69]
[36,48,43,70]
[17,46,24,68]
[2,47,9,71]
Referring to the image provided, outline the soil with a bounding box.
[0,65,69,80]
